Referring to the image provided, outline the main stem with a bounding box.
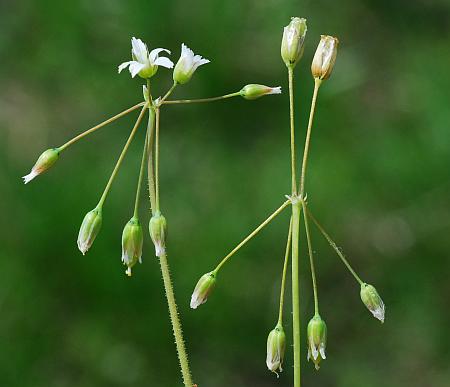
[288,64,301,387]
[159,252,194,387]
[146,85,194,386]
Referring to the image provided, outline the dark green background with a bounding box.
[1,1,449,386]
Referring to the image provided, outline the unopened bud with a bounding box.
[240,84,282,100]
[77,207,102,255]
[149,213,167,257]
[311,35,339,80]
[121,216,144,276]
[281,17,307,68]
[22,148,60,184]
[190,271,216,309]
[360,283,385,323]
[307,315,327,370]
[266,324,286,376]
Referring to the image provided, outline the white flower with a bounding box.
[22,148,59,184]
[118,37,174,79]
[173,44,210,84]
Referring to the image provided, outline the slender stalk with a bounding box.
[155,107,161,213]
[162,91,240,105]
[305,206,363,285]
[291,200,302,387]
[159,81,177,105]
[58,102,145,151]
[159,251,194,387]
[302,202,319,315]
[277,218,292,325]
[299,78,321,197]
[147,106,157,214]
[133,126,149,218]
[97,104,148,208]
[288,67,297,195]
[214,200,291,272]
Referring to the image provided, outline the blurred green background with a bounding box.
[1,0,449,386]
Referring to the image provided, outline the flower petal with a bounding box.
[153,56,174,69]
[149,47,171,62]
[128,61,146,78]
[118,61,132,73]
[131,37,148,63]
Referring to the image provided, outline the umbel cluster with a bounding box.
[23,17,385,387]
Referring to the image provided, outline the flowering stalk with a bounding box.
[163,91,241,105]
[146,83,194,387]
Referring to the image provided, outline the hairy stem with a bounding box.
[277,217,292,325]
[291,200,302,387]
[214,200,291,272]
[299,78,321,197]
[305,206,364,285]
[133,126,149,218]
[302,202,319,315]
[163,92,240,105]
[159,252,194,387]
[147,106,157,214]
[288,67,297,195]
[155,107,161,213]
[59,102,145,151]
[97,104,148,208]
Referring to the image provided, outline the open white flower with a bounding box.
[118,37,174,79]
[173,44,210,84]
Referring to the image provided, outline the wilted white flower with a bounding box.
[281,17,307,67]
[311,35,339,80]
[360,283,385,323]
[240,84,282,100]
[149,213,167,257]
[173,44,210,84]
[190,271,216,309]
[118,37,174,79]
[121,216,144,276]
[266,324,286,376]
[22,148,59,184]
[307,315,327,371]
[77,208,102,255]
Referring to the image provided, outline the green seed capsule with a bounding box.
[281,17,307,68]
[240,84,282,100]
[360,283,385,323]
[307,315,327,370]
[190,271,216,309]
[77,208,102,255]
[266,324,286,376]
[149,213,167,257]
[311,35,339,80]
[121,216,144,276]
[22,148,60,184]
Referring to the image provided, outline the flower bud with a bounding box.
[360,283,385,323]
[281,17,307,68]
[22,148,60,184]
[266,324,286,376]
[173,44,210,85]
[190,271,216,309]
[77,207,102,255]
[311,35,339,80]
[240,84,282,100]
[121,216,144,276]
[307,315,327,370]
[149,213,167,257]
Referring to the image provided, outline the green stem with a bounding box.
[158,252,194,387]
[58,102,145,151]
[146,106,157,215]
[155,107,161,213]
[214,200,291,272]
[162,91,240,105]
[159,81,177,105]
[299,78,321,197]
[302,202,319,315]
[277,217,292,325]
[97,104,148,208]
[291,200,302,387]
[133,126,149,218]
[305,206,364,285]
[288,67,297,195]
